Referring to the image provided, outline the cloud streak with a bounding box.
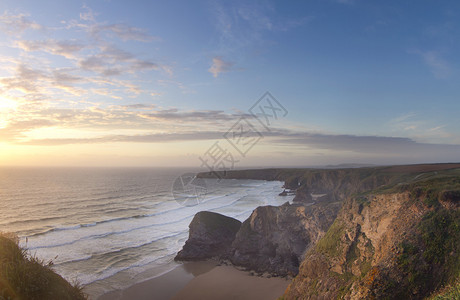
[21,131,225,145]
[15,128,460,163]
[410,50,452,78]
[419,51,452,78]
[90,23,158,42]
[142,109,251,122]
[0,12,42,35]
[208,56,233,77]
[16,39,85,59]
[78,44,159,76]
[1,5,167,111]
[271,132,460,163]
[0,104,258,142]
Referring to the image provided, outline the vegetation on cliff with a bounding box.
[199,163,460,203]
[0,233,86,300]
[284,166,460,299]
[193,164,460,298]
[428,280,460,299]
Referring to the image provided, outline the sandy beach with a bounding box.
[171,265,290,300]
[97,261,289,300]
[97,261,215,300]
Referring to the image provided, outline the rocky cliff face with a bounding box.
[176,199,340,276]
[175,211,241,261]
[292,168,393,204]
[199,167,395,203]
[185,164,460,298]
[284,172,460,299]
[230,200,340,276]
[198,164,460,204]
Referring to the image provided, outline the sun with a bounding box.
[0,97,18,111]
[0,97,18,128]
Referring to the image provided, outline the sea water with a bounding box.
[0,167,293,298]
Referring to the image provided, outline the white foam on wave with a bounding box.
[16,178,291,290]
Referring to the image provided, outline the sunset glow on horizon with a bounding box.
[1,1,460,168]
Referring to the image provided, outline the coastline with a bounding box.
[97,261,217,300]
[96,261,289,300]
[171,265,290,300]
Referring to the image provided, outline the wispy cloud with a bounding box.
[90,23,158,42]
[78,44,159,76]
[270,132,460,163]
[80,4,97,22]
[78,4,158,42]
[420,51,452,78]
[14,126,460,164]
[16,39,86,59]
[0,119,56,140]
[388,112,420,131]
[208,56,233,77]
[0,64,48,94]
[21,131,225,145]
[272,133,417,153]
[120,104,156,110]
[237,5,273,31]
[386,112,452,143]
[0,103,255,143]
[410,49,452,78]
[1,4,169,114]
[0,12,42,35]
[141,109,252,123]
[211,2,311,54]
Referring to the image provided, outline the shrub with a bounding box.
[0,233,86,300]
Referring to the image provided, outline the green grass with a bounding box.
[345,241,359,268]
[332,271,355,299]
[362,168,460,196]
[392,208,460,298]
[0,233,86,300]
[397,241,419,269]
[316,220,344,257]
[428,281,460,300]
[419,209,460,278]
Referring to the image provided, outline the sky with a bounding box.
[0,0,460,168]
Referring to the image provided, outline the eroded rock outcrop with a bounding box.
[230,200,341,276]
[175,211,241,261]
[176,199,341,276]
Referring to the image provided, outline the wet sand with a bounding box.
[171,265,290,300]
[98,261,290,300]
[98,261,217,300]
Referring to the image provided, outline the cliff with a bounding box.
[230,199,340,276]
[176,198,341,276]
[198,163,460,204]
[175,211,241,260]
[284,168,460,299]
[0,233,86,300]
[183,163,460,298]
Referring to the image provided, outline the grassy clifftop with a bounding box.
[198,163,460,203]
[283,167,460,299]
[0,233,86,300]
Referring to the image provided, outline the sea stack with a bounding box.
[175,211,242,261]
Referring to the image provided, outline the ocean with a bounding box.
[0,167,293,298]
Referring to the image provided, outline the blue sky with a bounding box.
[0,0,459,167]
